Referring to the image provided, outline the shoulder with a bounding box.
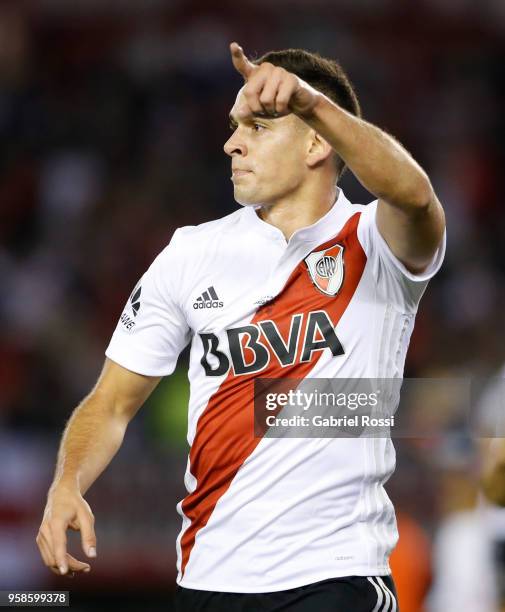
[334,190,378,239]
[154,208,244,265]
[347,198,378,218]
[335,188,377,216]
[174,208,244,242]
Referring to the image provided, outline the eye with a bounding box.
[252,123,265,132]
[229,123,237,132]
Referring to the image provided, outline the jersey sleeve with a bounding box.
[105,229,191,376]
[357,199,446,313]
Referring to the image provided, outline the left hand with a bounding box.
[230,42,321,121]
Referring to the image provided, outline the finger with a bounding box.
[275,77,298,115]
[259,68,284,115]
[37,532,56,569]
[66,553,91,573]
[78,509,97,558]
[53,568,76,580]
[50,554,91,577]
[38,527,59,569]
[50,520,69,575]
[230,42,255,80]
[243,72,271,115]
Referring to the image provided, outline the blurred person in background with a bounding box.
[427,443,500,612]
[427,366,505,612]
[479,366,505,612]
[35,38,445,612]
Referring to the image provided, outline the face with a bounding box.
[223,87,312,207]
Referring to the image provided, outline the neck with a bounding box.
[257,181,339,241]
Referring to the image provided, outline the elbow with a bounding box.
[404,175,435,211]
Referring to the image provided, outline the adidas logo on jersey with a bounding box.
[193,286,224,310]
[119,282,142,332]
[129,284,142,316]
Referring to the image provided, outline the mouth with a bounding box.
[231,169,252,180]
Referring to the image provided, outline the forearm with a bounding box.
[302,94,432,209]
[50,392,128,497]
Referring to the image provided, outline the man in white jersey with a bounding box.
[37,42,446,611]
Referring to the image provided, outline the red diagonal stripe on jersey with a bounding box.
[180,212,366,576]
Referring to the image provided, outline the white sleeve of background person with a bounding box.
[105,229,191,376]
[357,199,446,313]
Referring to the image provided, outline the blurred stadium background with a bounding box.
[0,1,504,610]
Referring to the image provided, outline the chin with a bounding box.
[233,189,263,208]
[234,188,279,208]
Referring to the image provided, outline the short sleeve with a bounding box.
[105,229,191,376]
[357,199,446,313]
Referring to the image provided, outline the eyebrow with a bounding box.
[228,112,273,125]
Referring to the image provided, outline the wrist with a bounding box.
[49,475,81,498]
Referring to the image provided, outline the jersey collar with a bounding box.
[241,187,350,244]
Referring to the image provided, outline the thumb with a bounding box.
[230,42,255,80]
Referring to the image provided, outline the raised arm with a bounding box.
[36,358,161,577]
[297,95,446,274]
[229,41,446,274]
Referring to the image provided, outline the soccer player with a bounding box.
[37,42,446,611]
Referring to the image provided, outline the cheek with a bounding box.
[258,134,305,175]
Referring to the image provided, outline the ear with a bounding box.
[306,130,334,169]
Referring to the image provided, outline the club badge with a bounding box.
[305,244,345,296]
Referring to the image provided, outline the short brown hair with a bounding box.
[253,48,361,179]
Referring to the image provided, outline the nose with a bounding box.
[223,130,247,158]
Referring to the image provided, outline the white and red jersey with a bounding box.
[105,187,446,592]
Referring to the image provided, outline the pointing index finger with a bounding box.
[230,42,255,80]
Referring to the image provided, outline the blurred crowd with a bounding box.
[0,1,504,610]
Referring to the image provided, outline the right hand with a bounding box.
[229,42,321,120]
[36,485,97,577]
